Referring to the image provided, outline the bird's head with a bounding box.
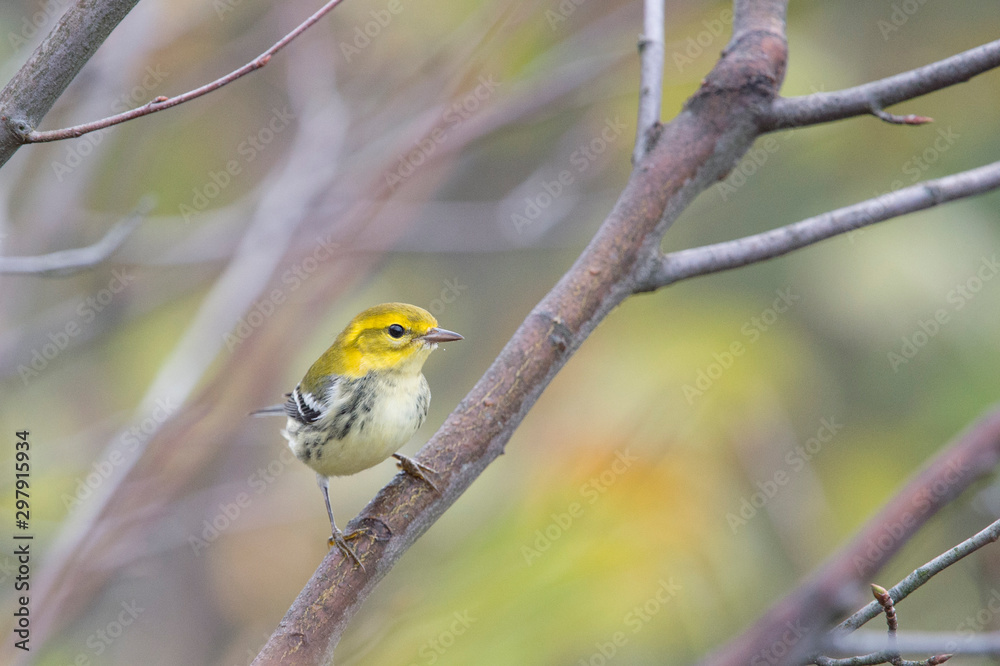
[307,303,463,382]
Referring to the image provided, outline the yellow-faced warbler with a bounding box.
[253,303,462,566]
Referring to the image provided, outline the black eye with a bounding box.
[387,324,405,338]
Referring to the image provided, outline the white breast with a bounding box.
[284,372,430,477]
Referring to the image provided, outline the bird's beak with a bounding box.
[421,327,464,344]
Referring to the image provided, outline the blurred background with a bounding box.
[0,0,999,664]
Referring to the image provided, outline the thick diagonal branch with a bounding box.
[252,1,790,663]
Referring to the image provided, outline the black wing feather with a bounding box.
[284,386,323,424]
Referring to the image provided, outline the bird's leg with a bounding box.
[392,453,439,492]
[316,473,365,570]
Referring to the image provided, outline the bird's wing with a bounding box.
[283,383,329,425]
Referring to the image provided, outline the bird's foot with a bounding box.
[328,528,366,570]
[393,453,439,492]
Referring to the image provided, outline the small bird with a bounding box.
[253,303,462,566]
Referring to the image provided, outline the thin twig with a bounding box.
[838,517,1000,632]
[0,198,153,276]
[871,584,902,666]
[871,585,898,633]
[634,0,665,163]
[814,654,951,666]
[639,159,1000,290]
[814,654,894,666]
[761,38,1000,130]
[828,631,1000,657]
[15,0,348,143]
[868,105,933,126]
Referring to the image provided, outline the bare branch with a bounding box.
[870,585,902,666]
[634,0,665,163]
[814,655,898,666]
[870,585,898,634]
[828,631,1000,658]
[0,0,141,167]
[701,405,1000,666]
[640,159,1000,290]
[0,198,152,276]
[869,107,933,126]
[838,517,1000,633]
[815,653,951,666]
[761,39,1000,130]
[15,0,348,144]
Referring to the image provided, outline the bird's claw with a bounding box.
[328,528,366,570]
[393,453,439,492]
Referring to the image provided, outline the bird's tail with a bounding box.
[249,405,285,417]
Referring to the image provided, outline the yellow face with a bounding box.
[304,303,462,386]
[343,303,441,373]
